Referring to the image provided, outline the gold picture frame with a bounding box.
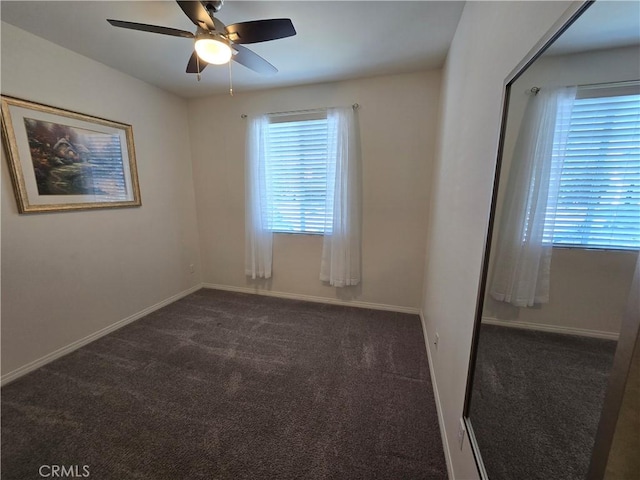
[1,95,141,213]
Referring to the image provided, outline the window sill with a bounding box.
[552,245,639,253]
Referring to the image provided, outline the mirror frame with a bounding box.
[459,1,640,478]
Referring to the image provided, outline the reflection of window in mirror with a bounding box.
[489,80,639,309]
[484,42,639,337]
[545,83,640,251]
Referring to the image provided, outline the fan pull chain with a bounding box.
[228,59,234,96]
[196,54,201,82]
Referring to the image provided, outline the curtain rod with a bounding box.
[240,103,359,119]
[529,79,640,96]
[578,79,640,90]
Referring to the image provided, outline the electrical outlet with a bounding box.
[458,417,466,450]
[434,332,440,350]
[189,263,195,274]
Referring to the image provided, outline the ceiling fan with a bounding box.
[107,0,296,77]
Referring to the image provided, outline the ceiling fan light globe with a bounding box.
[195,38,232,65]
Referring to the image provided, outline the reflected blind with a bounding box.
[545,90,640,250]
[85,134,127,197]
[265,114,331,234]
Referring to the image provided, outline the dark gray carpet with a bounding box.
[2,289,447,479]
[469,324,617,480]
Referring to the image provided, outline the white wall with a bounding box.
[485,248,638,337]
[420,2,575,478]
[1,23,202,379]
[188,72,440,310]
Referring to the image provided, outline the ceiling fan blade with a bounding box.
[176,1,215,30]
[186,51,208,74]
[107,19,194,38]
[232,44,277,75]
[212,16,227,34]
[225,19,296,44]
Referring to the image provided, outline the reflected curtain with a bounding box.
[245,114,273,279]
[320,106,361,287]
[489,86,576,307]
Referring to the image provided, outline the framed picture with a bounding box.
[1,95,141,213]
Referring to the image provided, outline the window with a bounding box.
[245,106,360,283]
[544,86,640,250]
[264,113,331,234]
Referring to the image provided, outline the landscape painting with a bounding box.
[1,95,141,213]
[24,118,126,196]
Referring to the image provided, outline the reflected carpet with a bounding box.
[469,324,616,480]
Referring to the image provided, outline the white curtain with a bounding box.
[489,86,576,307]
[320,106,361,287]
[245,114,273,279]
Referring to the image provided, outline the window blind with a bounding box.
[545,91,640,249]
[265,115,331,234]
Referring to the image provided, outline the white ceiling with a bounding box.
[0,1,465,98]
[2,1,638,99]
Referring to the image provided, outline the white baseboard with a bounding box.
[481,317,619,341]
[2,283,418,387]
[202,283,420,315]
[1,284,202,386]
[419,310,454,480]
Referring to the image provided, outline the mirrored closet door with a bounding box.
[463,1,640,479]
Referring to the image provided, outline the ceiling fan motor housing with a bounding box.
[203,1,223,14]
